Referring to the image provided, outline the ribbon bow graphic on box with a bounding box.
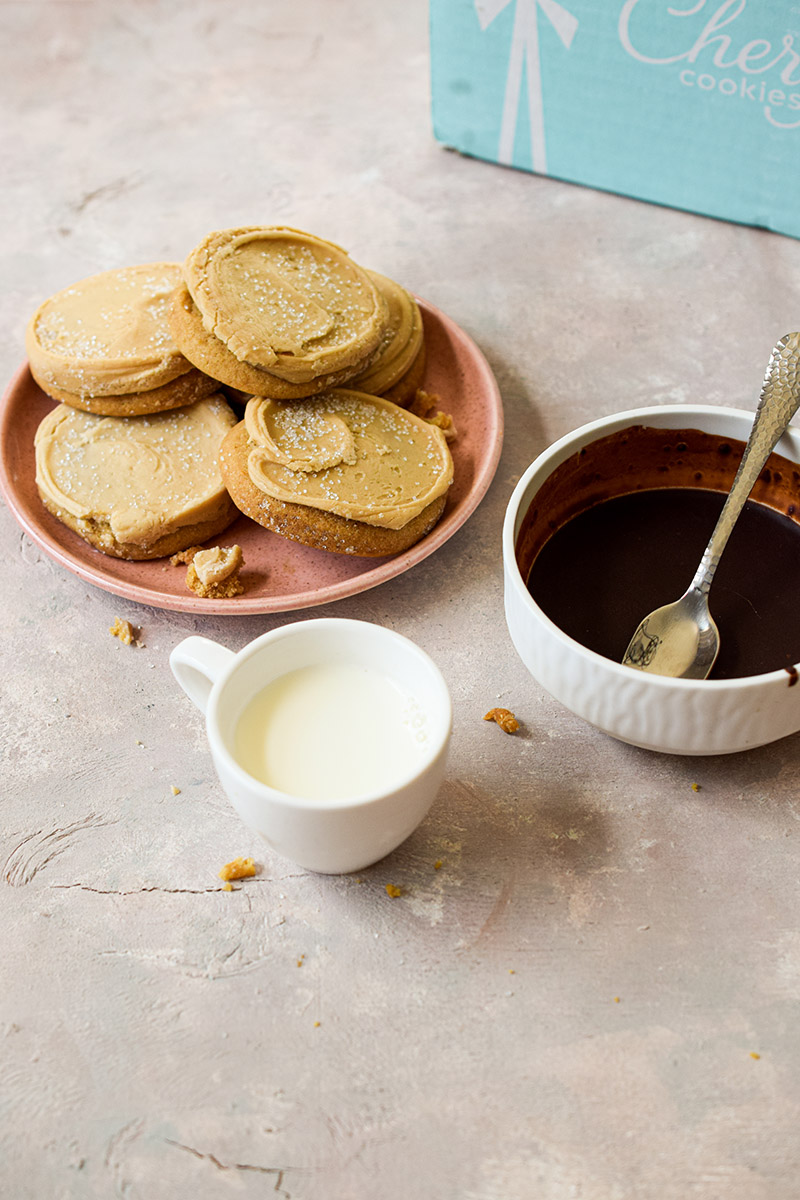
[476,0,578,173]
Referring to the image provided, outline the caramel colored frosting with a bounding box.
[183,227,388,384]
[350,271,424,394]
[26,263,192,397]
[244,390,453,530]
[192,543,242,586]
[35,395,237,547]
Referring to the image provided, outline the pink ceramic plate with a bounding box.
[0,298,503,614]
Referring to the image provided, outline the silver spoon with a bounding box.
[622,332,800,679]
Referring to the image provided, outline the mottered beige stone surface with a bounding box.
[3,2,800,1197]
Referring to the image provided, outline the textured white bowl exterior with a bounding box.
[503,406,800,756]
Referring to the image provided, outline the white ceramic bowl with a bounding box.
[503,405,800,756]
[170,618,452,873]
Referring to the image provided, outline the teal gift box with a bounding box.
[430,0,800,239]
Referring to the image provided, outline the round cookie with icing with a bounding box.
[36,364,220,417]
[349,271,426,408]
[26,262,214,415]
[220,390,453,557]
[169,282,375,400]
[180,226,389,387]
[35,393,239,559]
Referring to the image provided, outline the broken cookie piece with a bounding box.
[426,410,457,441]
[408,388,438,419]
[186,544,244,598]
[109,617,139,646]
[484,707,520,734]
[218,856,258,882]
[407,389,456,440]
[169,545,204,566]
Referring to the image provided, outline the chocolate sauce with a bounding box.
[527,488,800,680]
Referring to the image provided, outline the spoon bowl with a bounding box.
[622,587,719,679]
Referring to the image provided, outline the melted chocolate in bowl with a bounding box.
[516,426,800,681]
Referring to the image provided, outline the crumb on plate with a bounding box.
[407,388,456,439]
[385,883,402,898]
[186,544,244,598]
[426,410,457,440]
[408,388,439,418]
[170,545,205,565]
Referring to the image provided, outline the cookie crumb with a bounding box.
[434,859,443,870]
[408,387,439,419]
[170,545,204,565]
[218,856,258,882]
[426,410,457,441]
[109,617,138,645]
[408,390,457,439]
[313,1021,321,1028]
[750,1051,761,1060]
[385,883,402,898]
[691,782,701,792]
[484,707,520,734]
[186,544,244,598]
[222,882,233,892]
[170,785,181,796]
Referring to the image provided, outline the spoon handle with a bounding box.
[690,332,800,597]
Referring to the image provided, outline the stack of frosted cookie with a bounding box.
[169,225,451,557]
[169,226,426,408]
[28,262,239,560]
[27,263,219,416]
[27,225,452,566]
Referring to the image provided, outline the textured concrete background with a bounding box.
[3,2,800,1197]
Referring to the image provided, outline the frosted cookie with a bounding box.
[181,226,388,385]
[26,262,212,414]
[169,282,374,399]
[35,394,239,559]
[220,390,453,557]
[349,271,426,407]
[32,364,220,417]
